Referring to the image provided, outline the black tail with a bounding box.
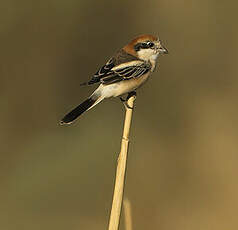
[60,98,96,125]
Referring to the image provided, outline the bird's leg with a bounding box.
[120,96,126,103]
[126,91,137,100]
[120,91,136,109]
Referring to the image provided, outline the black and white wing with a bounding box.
[82,49,151,86]
[86,58,115,85]
[101,61,151,85]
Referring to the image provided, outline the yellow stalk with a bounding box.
[108,95,136,230]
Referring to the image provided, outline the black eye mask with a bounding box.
[134,41,154,51]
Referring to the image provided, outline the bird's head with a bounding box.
[123,34,168,62]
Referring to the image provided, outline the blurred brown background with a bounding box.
[1,0,238,229]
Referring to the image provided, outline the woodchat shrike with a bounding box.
[61,34,168,124]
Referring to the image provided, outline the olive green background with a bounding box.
[1,0,238,229]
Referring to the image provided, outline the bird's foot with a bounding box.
[120,97,133,109]
[120,91,136,110]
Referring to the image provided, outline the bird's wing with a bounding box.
[101,61,151,85]
[86,58,116,85]
[84,49,151,86]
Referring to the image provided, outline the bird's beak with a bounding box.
[159,45,169,54]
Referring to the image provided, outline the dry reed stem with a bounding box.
[123,198,133,230]
[108,95,136,230]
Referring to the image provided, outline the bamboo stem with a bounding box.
[108,95,136,230]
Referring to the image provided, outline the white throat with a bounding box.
[137,49,159,71]
[137,49,159,60]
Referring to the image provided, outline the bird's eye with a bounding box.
[147,42,154,48]
[134,41,155,51]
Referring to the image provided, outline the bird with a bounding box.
[60,34,168,125]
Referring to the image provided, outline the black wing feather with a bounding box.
[101,73,124,84]
[83,49,151,86]
[87,58,115,85]
[100,62,151,85]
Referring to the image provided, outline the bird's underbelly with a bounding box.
[101,72,151,98]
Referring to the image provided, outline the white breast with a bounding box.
[96,71,151,98]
